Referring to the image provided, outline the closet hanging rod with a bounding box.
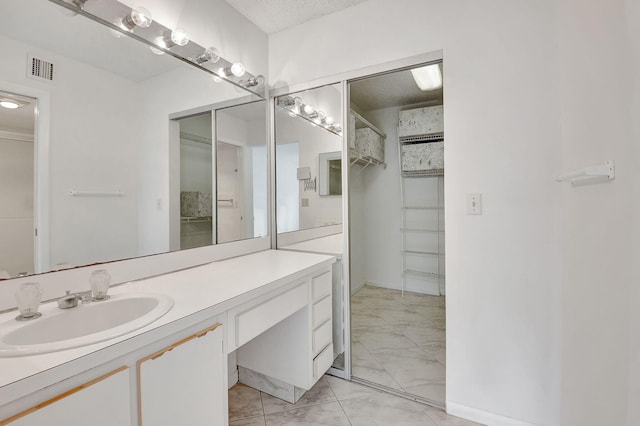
[556,160,614,184]
[350,109,387,139]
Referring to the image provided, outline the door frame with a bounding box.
[0,82,51,275]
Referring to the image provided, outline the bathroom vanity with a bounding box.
[280,233,345,359]
[0,250,335,426]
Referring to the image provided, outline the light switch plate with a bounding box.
[467,193,482,215]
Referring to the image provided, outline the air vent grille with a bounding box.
[27,55,54,81]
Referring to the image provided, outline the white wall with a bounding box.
[556,0,638,424]
[270,1,562,424]
[626,2,640,425]
[0,34,141,272]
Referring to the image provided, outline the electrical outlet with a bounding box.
[467,193,482,215]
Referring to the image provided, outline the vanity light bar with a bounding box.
[51,0,266,97]
[277,96,343,136]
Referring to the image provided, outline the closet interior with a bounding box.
[348,62,446,407]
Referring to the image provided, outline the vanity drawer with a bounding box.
[312,320,332,356]
[311,271,331,302]
[312,296,331,328]
[313,344,334,380]
[232,283,308,348]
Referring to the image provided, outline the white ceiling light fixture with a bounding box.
[55,0,265,95]
[276,96,343,136]
[0,99,23,109]
[410,64,442,92]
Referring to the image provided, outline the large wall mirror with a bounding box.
[274,84,343,239]
[0,0,267,280]
[274,83,346,376]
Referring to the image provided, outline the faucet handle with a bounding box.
[58,290,80,309]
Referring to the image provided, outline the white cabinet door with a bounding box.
[4,368,131,426]
[138,324,225,426]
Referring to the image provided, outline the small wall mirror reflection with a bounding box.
[319,151,342,196]
[274,84,343,235]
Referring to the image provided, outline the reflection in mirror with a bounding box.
[0,0,266,280]
[0,92,36,279]
[172,100,268,249]
[319,151,342,196]
[275,84,346,377]
[177,112,213,250]
[215,101,268,244]
[274,84,343,235]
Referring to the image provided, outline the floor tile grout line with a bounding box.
[335,397,354,425]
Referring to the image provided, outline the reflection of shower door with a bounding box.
[217,142,243,243]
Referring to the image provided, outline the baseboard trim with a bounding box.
[228,368,238,388]
[351,280,366,295]
[447,402,538,426]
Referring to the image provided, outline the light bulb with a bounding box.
[130,7,152,28]
[325,116,334,125]
[216,67,227,78]
[171,28,189,46]
[0,99,20,109]
[244,75,265,87]
[230,63,246,77]
[303,104,314,115]
[317,111,326,121]
[122,7,152,30]
[150,36,166,55]
[334,124,342,133]
[196,47,219,64]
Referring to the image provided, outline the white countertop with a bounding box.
[0,250,334,405]
[280,233,343,258]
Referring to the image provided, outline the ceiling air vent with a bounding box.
[27,54,55,82]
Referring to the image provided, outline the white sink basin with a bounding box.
[0,293,174,357]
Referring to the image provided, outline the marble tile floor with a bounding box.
[228,375,482,426]
[350,285,446,405]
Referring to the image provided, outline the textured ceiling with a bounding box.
[350,67,443,112]
[224,0,370,34]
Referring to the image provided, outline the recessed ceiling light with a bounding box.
[410,64,442,92]
[0,99,22,109]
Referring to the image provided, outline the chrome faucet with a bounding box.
[57,290,93,309]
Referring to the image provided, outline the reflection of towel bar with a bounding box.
[69,189,124,197]
[556,160,615,184]
[217,198,234,207]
